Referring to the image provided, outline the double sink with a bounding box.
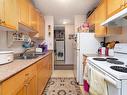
[16,53,39,60]
[17,55,39,60]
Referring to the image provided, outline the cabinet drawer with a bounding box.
[24,64,37,80]
[1,64,36,95]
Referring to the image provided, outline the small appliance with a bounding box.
[0,50,14,65]
[98,47,106,55]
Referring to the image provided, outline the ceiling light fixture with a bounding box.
[63,21,68,24]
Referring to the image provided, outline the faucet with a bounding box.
[20,48,30,57]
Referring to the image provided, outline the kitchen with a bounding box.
[0,0,127,95]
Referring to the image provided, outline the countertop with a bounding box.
[0,51,52,83]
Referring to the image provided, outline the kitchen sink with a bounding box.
[16,55,39,60]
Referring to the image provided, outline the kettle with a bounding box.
[98,47,106,55]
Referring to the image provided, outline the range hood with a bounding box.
[101,8,127,27]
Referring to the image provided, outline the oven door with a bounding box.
[88,63,122,95]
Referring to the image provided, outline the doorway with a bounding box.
[54,26,65,65]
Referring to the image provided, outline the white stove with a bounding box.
[87,43,127,95]
[88,57,127,80]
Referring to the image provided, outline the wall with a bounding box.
[44,16,54,50]
[74,15,86,32]
[65,25,74,64]
[106,27,127,43]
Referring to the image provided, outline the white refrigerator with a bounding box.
[73,32,102,85]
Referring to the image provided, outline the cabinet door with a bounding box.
[27,75,37,95]
[29,3,37,31]
[95,0,107,37]
[36,13,45,39]
[37,59,46,95]
[41,15,45,39]
[49,54,52,77]
[107,0,124,17]
[1,70,26,95]
[0,0,4,24]
[12,85,26,95]
[37,54,52,95]
[4,0,18,30]
[87,12,95,26]
[18,0,29,26]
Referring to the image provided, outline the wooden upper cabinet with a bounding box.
[41,15,45,39]
[4,0,18,30]
[0,0,18,30]
[18,0,29,26]
[107,0,124,17]
[0,0,4,24]
[36,12,45,39]
[87,12,95,26]
[95,0,107,37]
[29,2,38,32]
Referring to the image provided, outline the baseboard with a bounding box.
[54,64,73,70]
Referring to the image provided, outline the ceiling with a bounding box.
[33,0,100,25]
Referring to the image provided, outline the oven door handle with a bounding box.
[104,74,121,88]
[104,75,116,85]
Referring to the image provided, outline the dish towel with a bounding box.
[83,63,90,93]
[89,68,108,95]
[84,80,89,92]
[84,63,89,80]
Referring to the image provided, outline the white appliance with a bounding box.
[73,33,101,85]
[0,50,14,65]
[56,40,64,61]
[87,43,127,95]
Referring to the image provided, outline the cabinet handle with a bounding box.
[120,4,124,8]
[0,20,5,24]
[2,21,5,24]
[25,73,30,76]
[120,0,125,8]
[124,1,127,6]
[24,83,29,86]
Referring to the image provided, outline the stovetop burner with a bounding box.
[110,66,127,73]
[107,60,124,65]
[106,58,118,60]
[93,57,118,61]
[93,58,106,61]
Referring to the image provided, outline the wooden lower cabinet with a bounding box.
[26,75,37,95]
[37,54,52,95]
[1,64,37,95]
[0,53,52,95]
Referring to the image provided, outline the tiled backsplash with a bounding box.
[0,31,24,53]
